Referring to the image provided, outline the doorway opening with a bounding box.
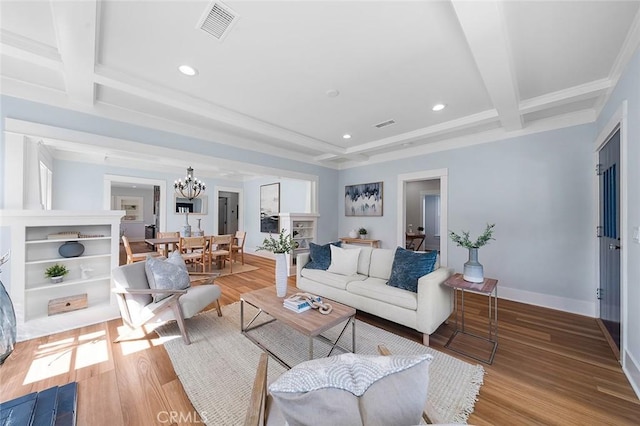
[214,187,243,235]
[397,169,448,266]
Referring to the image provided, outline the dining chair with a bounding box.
[209,234,233,273]
[179,236,207,272]
[156,231,180,255]
[231,231,247,264]
[122,235,162,264]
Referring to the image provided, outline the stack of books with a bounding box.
[283,295,322,313]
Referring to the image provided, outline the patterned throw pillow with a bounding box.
[305,241,342,270]
[387,247,438,292]
[269,352,432,426]
[145,251,190,303]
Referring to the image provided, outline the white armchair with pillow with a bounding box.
[112,251,222,345]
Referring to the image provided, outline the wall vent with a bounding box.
[374,119,396,129]
[197,2,239,41]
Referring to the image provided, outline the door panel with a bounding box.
[599,128,621,349]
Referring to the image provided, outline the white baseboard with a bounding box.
[498,286,596,317]
[623,350,640,399]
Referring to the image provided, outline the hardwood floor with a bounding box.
[1,253,638,425]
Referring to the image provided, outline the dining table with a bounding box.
[144,236,180,257]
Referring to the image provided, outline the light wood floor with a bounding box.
[1,253,638,425]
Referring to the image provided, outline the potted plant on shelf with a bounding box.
[358,227,368,239]
[449,223,495,283]
[45,264,69,284]
[257,229,294,297]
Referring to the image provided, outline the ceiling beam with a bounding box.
[452,0,522,131]
[49,0,98,105]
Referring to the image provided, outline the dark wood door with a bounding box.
[598,128,621,349]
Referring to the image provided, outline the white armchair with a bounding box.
[112,261,222,344]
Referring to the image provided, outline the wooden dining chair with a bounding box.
[209,234,233,273]
[178,236,207,272]
[122,235,161,264]
[156,231,180,255]
[231,231,247,264]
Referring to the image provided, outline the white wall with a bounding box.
[340,124,596,316]
[596,48,640,397]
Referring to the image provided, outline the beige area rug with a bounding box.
[156,302,484,425]
[209,262,258,277]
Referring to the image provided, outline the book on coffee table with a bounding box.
[283,303,311,313]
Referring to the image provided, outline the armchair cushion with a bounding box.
[305,241,341,270]
[145,251,191,302]
[387,247,438,293]
[268,352,432,426]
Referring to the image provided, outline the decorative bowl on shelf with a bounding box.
[59,241,85,258]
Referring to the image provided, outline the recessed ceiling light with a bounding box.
[178,65,198,76]
[343,134,352,139]
[432,103,446,111]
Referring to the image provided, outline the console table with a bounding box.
[444,273,498,364]
[339,237,380,248]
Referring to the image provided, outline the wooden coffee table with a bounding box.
[240,286,356,368]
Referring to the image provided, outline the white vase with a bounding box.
[348,229,358,238]
[274,253,288,297]
[463,248,484,283]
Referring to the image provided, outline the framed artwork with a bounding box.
[345,182,383,216]
[260,183,280,233]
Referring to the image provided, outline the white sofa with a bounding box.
[296,244,453,345]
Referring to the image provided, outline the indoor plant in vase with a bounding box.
[257,229,294,297]
[449,223,495,283]
[45,264,69,284]
[358,227,368,239]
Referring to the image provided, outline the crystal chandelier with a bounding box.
[174,167,206,200]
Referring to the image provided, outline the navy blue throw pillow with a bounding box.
[305,241,342,270]
[387,247,438,293]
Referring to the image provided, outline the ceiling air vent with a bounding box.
[374,119,396,129]
[197,2,239,41]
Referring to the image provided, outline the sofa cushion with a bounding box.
[269,352,432,426]
[300,268,367,290]
[387,248,438,293]
[347,277,418,310]
[305,241,342,270]
[327,245,361,276]
[368,248,396,280]
[341,243,374,276]
[145,251,191,302]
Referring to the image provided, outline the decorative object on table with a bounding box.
[58,240,85,258]
[348,229,358,239]
[449,223,495,283]
[44,264,69,284]
[417,226,425,234]
[260,183,280,233]
[174,166,206,200]
[193,218,204,237]
[256,229,294,297]
[285,292,333,314]
[358,227,368,239]
[408,223,413,233]
[345,181,383,216]
[180,207,191,237]
[0,251,16,364]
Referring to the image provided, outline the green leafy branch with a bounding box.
[256,229,294,254]
[449,223,495,249]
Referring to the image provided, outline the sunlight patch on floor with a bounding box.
[75,330,108,370]
[24,343,73,384]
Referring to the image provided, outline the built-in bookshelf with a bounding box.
[0,210,124,341]
[279,213,319,275]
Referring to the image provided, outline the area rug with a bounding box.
[212,262,258,277]
[156,302,484,425]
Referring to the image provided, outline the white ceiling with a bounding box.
[1,1,639,176]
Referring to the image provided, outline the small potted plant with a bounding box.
[417,226,425,234]
[358,227,368,239]
[45,264,69,284]
[449,223,495,283]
